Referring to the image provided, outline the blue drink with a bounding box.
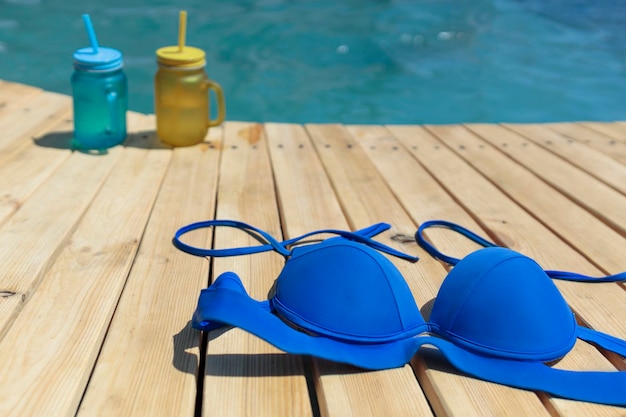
[71,15,127,151]
[71,65,127,150]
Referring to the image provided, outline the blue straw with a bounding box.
[82,14,99,53]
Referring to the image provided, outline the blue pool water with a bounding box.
[1,0,625,124]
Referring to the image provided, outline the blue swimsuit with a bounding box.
[174,219,626,406]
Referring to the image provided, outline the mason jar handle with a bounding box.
[205,80,226,128]
[106,90,120,134]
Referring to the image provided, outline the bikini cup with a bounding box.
[417,220,626,359]
[428,247,578,361]
[175,220,426,345]
[174,220,626,406]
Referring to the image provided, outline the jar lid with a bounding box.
[156,45,206,68]
[73,47,123,71]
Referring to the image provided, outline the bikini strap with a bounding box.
[413,336,626,406]
[174,219,419,262]
[174,219,289,257]
[577,326,626,356]
[417,220,626,282]
[416,220,496,265]
[544,270,626,283]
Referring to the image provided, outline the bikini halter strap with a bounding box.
[174,219,419,262]
[416,220,626,282]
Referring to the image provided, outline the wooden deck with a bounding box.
[0,79,625,417]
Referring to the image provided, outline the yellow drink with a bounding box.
[154,11,225,147]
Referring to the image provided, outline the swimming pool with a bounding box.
[1,0,625,124]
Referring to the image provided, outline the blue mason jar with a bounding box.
[71,46,128,150]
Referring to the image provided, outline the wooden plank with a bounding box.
[0,106,72,164]
[581,122,626,145]
[202,122,313,417]
[546,122,626,165]
[353,125,625,416]
[265,123,347,234]
[0,91,72,154]
[430,124,626,275]
[76,128,222,417]
[465,124,626,235]
[0,138,124,341]
[502,123,626,194]
[0,80,41,110]
[347,127,483,256]
[307,123,551,417]
[265,123,434,417]
[0,116,73,227]
[0,115,171,417]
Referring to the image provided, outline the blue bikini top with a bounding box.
[173,219,626,406]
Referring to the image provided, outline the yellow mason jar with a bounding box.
[154,41,225,147]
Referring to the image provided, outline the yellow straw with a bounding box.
[178,10,187,52]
